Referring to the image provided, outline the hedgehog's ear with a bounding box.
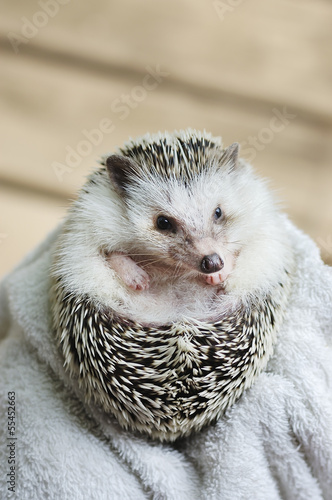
[106,155,139,195]
[219,143,239,171]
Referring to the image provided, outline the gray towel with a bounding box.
[0,217,331,500]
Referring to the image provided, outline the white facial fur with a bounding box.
[52,142,292,325]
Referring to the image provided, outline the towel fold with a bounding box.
[0,217,331,500]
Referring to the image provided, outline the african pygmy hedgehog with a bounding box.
[51,129,293,441]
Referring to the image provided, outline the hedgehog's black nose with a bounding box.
[200,253,224,274]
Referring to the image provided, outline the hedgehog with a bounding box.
[50,129,293,441]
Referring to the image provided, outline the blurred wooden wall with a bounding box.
[1,0,332,276]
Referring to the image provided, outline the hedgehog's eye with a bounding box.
[214,207,223,220]
[156,216,173,231]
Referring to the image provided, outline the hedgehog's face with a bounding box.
[144,189,235,284]
[106,145,252,285]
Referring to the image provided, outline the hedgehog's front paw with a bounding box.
[204,272,224,286]
[126,266,150,291]
[105,252,150,291]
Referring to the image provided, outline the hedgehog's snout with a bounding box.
[200,253,224,274]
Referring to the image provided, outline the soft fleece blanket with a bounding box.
[0,218,331,500]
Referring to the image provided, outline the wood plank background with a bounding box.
[1,0,332,277]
